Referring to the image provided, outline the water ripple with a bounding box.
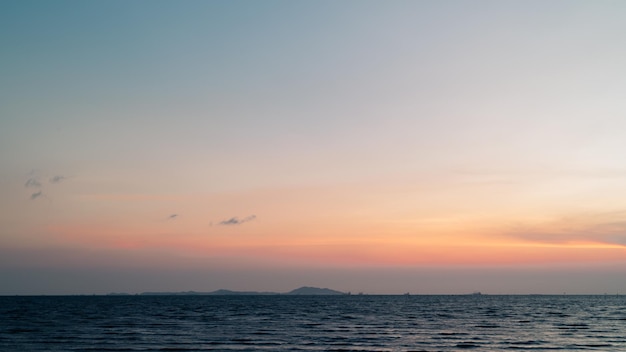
[1,295,625,351]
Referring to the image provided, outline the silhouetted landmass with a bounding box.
[135,286,345,296]
[287,286,345,295]
[208,289,277,295]
[140,290,276,296]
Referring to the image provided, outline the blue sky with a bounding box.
[2,0,626,294]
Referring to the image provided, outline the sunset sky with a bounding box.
[2,0,626,295]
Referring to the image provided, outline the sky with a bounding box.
[1,0,626,295]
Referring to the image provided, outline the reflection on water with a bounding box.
[1,295,625,351]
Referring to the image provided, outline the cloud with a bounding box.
[25,178,41,188]
[168,214,178,220]
[243,215,256,222]
[507,212,626,246]
[219,215,256,226]
[24,171,69,202]
[49,175,67,184]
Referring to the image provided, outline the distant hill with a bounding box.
[136,286,345,296]
[140,290,278,296]
[287,286,345,295]
[140,291,204,296]
[206,289,277,295]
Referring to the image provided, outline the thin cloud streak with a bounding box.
[25,178,41,188]
[49,175,67,184]
[24,170,70,202]
[219,215,256,226]
[506,212,626,247]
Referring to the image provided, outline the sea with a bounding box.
[1,295,625,351]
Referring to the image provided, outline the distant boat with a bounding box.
[470,292,482,296]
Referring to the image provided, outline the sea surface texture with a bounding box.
[1,295,625,351]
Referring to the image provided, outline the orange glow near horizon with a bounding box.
[7,180,624,271]
[39,218,626,268]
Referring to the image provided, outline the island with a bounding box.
[132,286,347,296]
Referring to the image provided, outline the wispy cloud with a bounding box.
[168,214,178,220]
[25,170,70,201]
[25,178,41,188]
[49,175,67,183]
[219,215,257,226]
[507,212,626,246]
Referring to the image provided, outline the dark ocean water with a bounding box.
[1,295,625,351]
